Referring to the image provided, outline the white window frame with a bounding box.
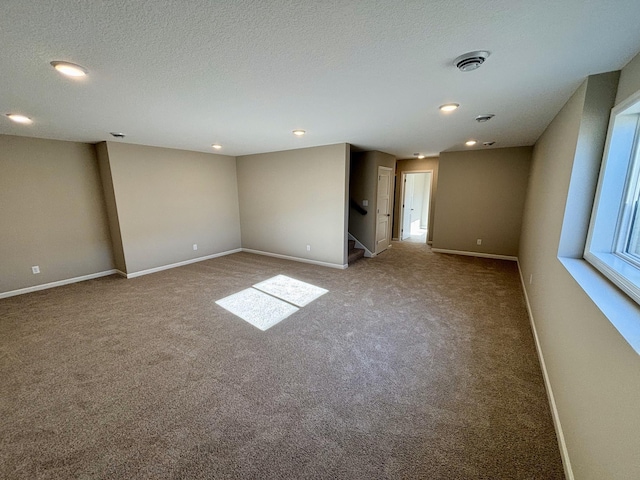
[585,89,640,305]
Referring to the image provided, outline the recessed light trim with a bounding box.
[51,61,88,77]
[6,113,33,124]
[465,140,477,146]
[212,144,222,150]
[439,103,459,112]
[292,129,306,136]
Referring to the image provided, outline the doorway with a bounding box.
[400,171,433,243]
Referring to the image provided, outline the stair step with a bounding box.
[348,248,365,264]
[347,239,365,265]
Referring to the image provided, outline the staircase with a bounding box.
[348,239,365,265]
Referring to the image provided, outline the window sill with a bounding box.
[584,251,640,305]
[559,256,640,354]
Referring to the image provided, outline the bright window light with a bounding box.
[215,275,328,331]
[585,89,640,304]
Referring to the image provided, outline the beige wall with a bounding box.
[616,51,640,104]
[103,142,241,274]
[519,66,640,480]
[96,142,126,273]
[349,150,396,253]
[237,144,349,267]
[432,147,531,257]
[393,157,438,242]
[0,135,114,294]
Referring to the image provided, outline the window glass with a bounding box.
[585,91,640,304]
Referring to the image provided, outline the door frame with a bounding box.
[399,170,433,242]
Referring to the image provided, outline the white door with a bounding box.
[401,174,415,240]
[376,167,393,253]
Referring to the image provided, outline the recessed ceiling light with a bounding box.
[439,103,459,112]
[292,129,306,136]
[465,140,478,146]
[51,61,88,77]
[6,113,33,124]
[212,144,222,150]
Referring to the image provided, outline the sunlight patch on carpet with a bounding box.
[215,288,299,331]
[253,275,328,307]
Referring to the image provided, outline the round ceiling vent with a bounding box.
[475,114,495,123]
[110,132,126,139]
[454,51,490,72]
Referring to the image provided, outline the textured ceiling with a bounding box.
[2,0,640,158]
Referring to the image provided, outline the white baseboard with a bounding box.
[242,248,347,269]
[431,248,517,261]
[0,269,119,299]
[126,248,242,278]
[517,262,574,480]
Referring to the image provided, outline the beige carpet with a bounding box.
[0,241,565,479]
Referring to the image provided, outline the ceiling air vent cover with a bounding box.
[454,51,490,72]
[475,114,495,123]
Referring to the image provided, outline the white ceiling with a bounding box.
[2,0,640,158]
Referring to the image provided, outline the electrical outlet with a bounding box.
[193,244,198,251]
[476,239,482,245]
[529,274,533,285]
[31,266,40,274]
[306,245,311,251]
[362,200,368,206]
